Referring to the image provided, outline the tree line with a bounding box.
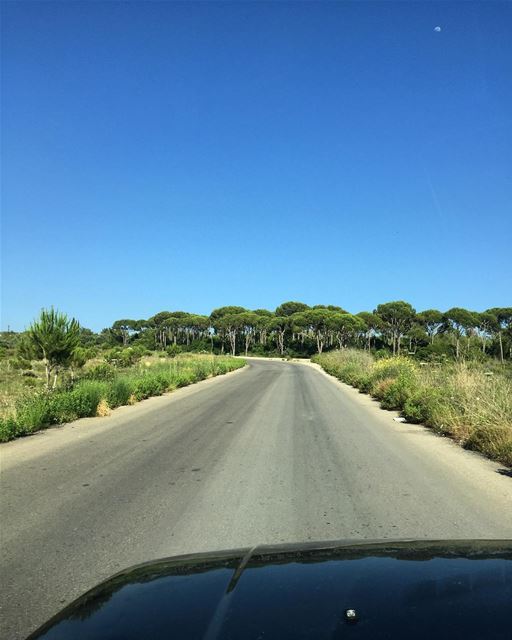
[2,301,511,390]
[100,301,512,362]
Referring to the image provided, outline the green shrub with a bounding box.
[107,378,133,408]
[403,387,450,426]
[15,394,55,433]
[105,348,141,367]
[378,372,418,410]
[130,345,151,358]
[358,374,373,393]
[175,370,197,387]
[132,373,170,400]
[369,356,417,385]
[51,381,108,421]
[83,362,116,381]
[0,415,19,441]
[48,392,79,423]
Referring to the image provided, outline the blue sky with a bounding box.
[1,1,511,331]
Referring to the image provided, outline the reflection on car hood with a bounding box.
[28,539,512,639]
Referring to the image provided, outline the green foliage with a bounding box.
[402,387,448,426]
[70,381,108,417]
[374,301,416,355]
[16,334,39,362]
[131,373,170,400]
[209,306,247,321]
[71,347,88,369]
[104,347,141,367]
[417,309,443,341]
[376,372,418,410]
[83,362,117,380]
[9,357,31,370]
[275,301,310,317]
[0,355,245,442]
[107,379,133,408]
[11,394,55,435]
[27,308,80,387]
[8,300,511,361]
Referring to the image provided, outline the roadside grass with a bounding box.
[313,350,512,467]
[0,354,245,443]
[0,359,46,418]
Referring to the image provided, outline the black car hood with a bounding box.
[27,539,512,639]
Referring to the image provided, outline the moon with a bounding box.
[434,26,442,32]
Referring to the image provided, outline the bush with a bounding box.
[83,363,116,381]
[14,394,55,434]
[104,348,141,367]
[131,373,170,400]
[72,381,108,417]
[50,381,108,421]
[369,356,416,385]
[131,344,151,356]
[0,415,20,441]
[175,370,197,387]
[377,372,418,410]
[107,378,133,408]
[402,386,453,432]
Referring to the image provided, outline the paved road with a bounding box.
[1,359,511,639]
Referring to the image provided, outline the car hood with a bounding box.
[27,539,512,639]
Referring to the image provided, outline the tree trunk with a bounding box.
[498,332,504,364]
[229,331,236,356]
[45,362,51,390]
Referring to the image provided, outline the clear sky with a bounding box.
[1,1,511,331]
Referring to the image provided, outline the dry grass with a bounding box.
[95,398,111,417]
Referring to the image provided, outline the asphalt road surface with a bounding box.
[1,359,511,639]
